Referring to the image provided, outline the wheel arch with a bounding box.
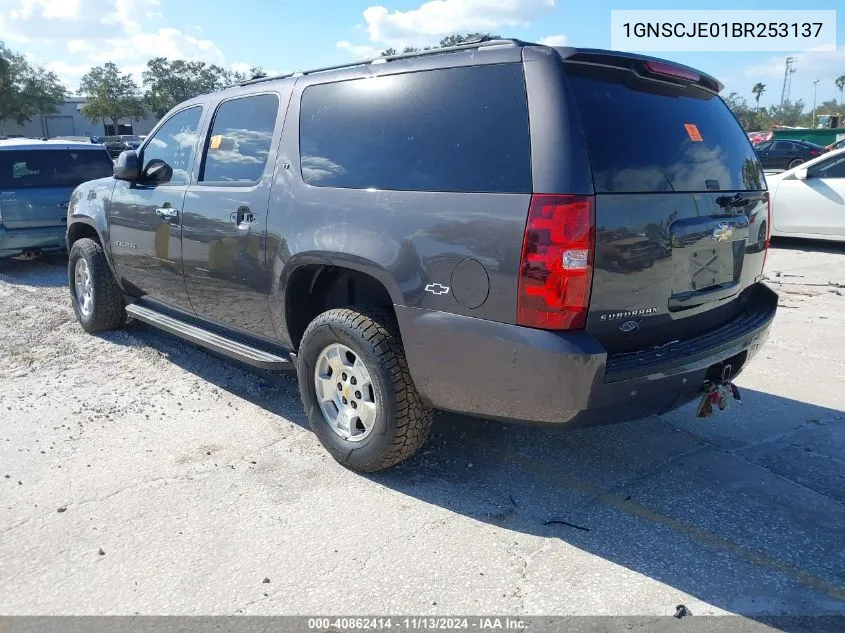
[66,219,104,250]
[278,253,403,351]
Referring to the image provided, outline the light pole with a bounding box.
[812,79,820,128]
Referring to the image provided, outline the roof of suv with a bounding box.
[0,138,103,151]
[222,39,722,93]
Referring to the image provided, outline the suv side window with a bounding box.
[200,93,279,183]
[141,106,203,186]
[299,64,531,193]
[809,154,845,179]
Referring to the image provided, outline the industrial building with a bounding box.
[0,98,159,139]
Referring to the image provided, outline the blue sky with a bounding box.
[1,0,843,108]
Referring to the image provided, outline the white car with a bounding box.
[766,148,845,243]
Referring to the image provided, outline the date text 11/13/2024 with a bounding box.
[307,617,527,630]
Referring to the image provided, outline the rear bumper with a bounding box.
[0,225,66,258]
[396,283,777,425]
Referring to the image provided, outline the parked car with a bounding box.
[0,139,114,259]
[754,139,825,170]
[747,131,772,145]
[65,39,776,472]
[51,136,92,143]
[824,138,845,152]
[104,135,143,157]
[766,147,845,242]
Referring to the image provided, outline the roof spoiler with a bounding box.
[555,47,723,94]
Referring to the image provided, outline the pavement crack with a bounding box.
[665,421,845,507]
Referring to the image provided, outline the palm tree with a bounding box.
[751,83,766,111]
[836,76,845,105]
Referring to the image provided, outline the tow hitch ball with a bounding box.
[696,364,742,419]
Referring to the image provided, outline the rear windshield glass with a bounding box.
[565,63,765,193]
[0,149,114,189]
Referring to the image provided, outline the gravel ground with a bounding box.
[0,241,843,618]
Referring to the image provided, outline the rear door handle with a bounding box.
[230,207,255,229]
[155,207,179,222]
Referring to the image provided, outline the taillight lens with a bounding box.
[763,192,772,269]
[518,194,595,330]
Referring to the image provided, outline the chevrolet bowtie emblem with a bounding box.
[424,283,450,295]
[712,222,734,242]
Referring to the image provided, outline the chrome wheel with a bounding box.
[74,257,93,317]
[314,343,377,442]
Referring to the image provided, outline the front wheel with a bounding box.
[68,238,126,333]
[296,308,433,472]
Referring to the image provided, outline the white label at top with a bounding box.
[610,10,836,52]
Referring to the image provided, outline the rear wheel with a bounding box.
[68,238,126,333]
[296,308,433,472]
[788,158,804,169]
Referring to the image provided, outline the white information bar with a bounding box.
[610,10,836,52]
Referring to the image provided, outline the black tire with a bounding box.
[297,308,433,472]
[68,238,126,333]
[788,158,804,169]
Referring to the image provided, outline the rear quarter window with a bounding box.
[0,149,113,189]
[298,64,532,193]
[565,63,765,193]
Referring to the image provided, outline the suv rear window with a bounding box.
[565,63,765,193]
[299,64,531,193]
[0,149,114,189]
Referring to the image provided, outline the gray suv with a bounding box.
[65,38,776,472]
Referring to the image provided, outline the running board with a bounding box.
[125,303,294,371]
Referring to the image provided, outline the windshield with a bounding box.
[0,149,114,189]
[565,62,766,193]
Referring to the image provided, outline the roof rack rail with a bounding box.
[234,36,533,87]
[237,72,295,87]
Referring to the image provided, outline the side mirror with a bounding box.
[795,167,809,180]
[142,159,173,185]
[113,150,140,181]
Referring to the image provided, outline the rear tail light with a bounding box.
[809,149,821,156]
[643,61,700,83]
[518,194,595,330]
[763,192,772,269]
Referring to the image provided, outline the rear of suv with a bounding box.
[65,39,776,472]
[1,139,114,259]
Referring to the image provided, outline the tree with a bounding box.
[0,41,67,132]
[751,82,766,110]
[836,75,845,105]
[229,65,267,83]
[438,32,500,48]
[767,99,810,128]
[79,62,145,133]
[381,32,500,57]
[143,57,236,118]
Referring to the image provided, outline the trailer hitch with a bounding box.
[695,363,742,418]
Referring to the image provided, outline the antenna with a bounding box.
[780,56,795,107]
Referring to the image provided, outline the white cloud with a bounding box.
[337,0,556,56]
[337,40,382,59]
[1,0,227,90]
[364,0,554,45]
[744,46,845,83]
[538,34,566,46]
[229,62,253,75]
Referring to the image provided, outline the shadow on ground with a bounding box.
[105,320,845,626]
[770,237,845,255]
[0,255,68,288]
